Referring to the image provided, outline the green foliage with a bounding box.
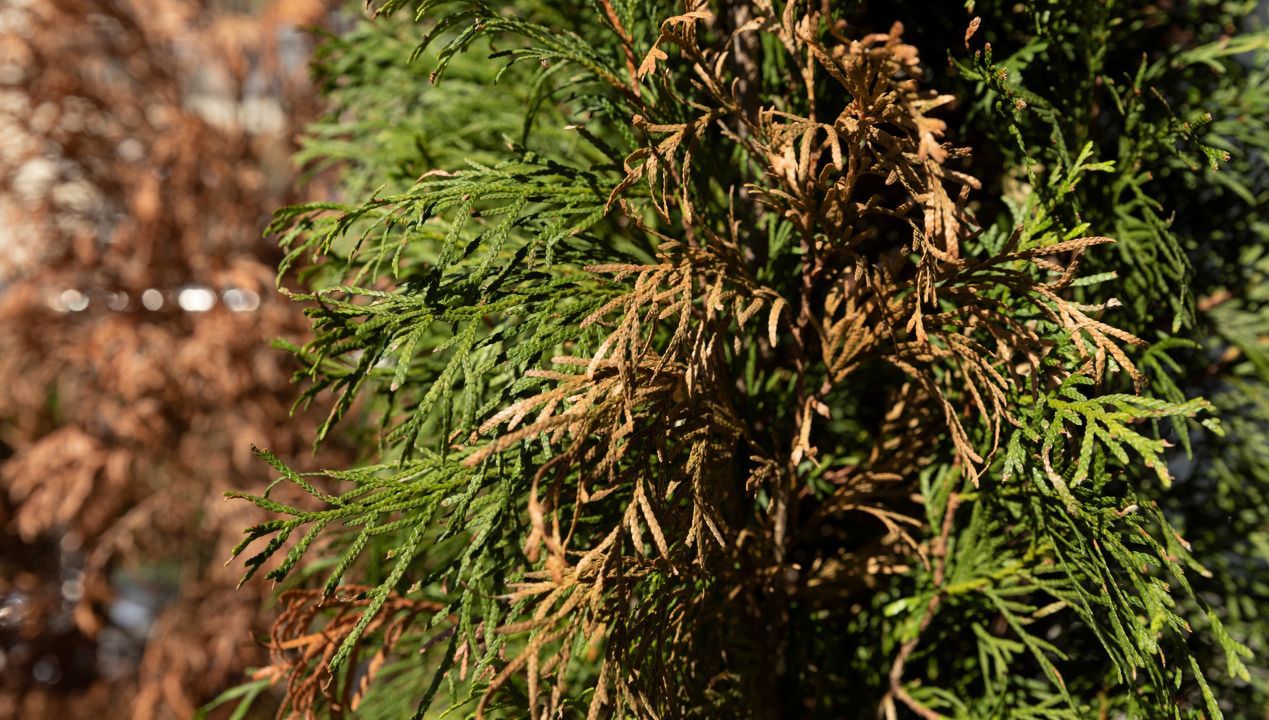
[220,1,1267,717]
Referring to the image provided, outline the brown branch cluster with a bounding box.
[0,1,344,718]
[459,3,1142,716]
[253,587,443,720]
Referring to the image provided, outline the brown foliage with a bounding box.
[0,0,343,717]
[253,587,443,719]
[461,6,1140,716]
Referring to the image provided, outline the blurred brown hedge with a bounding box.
[0,1,348,718]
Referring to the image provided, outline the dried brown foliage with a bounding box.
[458,6,1141,716]
[0,1,343,717]
[254,587,442,719]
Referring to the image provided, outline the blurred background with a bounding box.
[0,1,352,717]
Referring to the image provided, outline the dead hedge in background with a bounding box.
[0,1,348,718]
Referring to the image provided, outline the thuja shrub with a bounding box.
[224,1,1268,718]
